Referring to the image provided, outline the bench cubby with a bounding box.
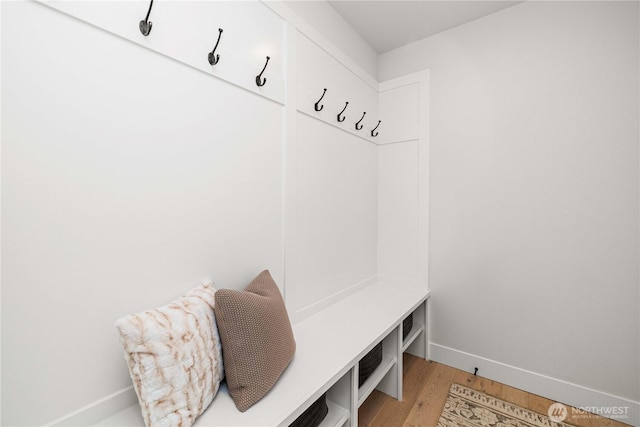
[357,330,399,407]
[402,299,428,358]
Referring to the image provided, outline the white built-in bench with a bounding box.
[95,281,430,427]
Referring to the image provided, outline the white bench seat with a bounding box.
[95,281,430,427]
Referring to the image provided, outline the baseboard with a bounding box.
[45,386,137,427]
[293,275,378,323]
[429,343,640,426]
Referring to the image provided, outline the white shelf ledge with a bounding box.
[402,325,425,352]
[357,353,397,406]
[319,400,350,427]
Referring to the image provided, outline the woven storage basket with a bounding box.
[289,393,328,427]
[358,342,383,387]
[402,312,414,340]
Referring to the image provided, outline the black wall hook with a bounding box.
[315,88,327,112]
[208,28,223,66]
[355,112,366,130]
[255,56,270,87]
[139,0,154,36]
[337,102,349,122]
[371,120,381,137]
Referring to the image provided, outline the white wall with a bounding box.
[380,0,640,413]
[290,29,381,320]
[1,1,385,425]
[281,0,378,79]
[8,0,637,424]
[377,74,429,287]
[1,2,286,425]
[378,140,419,281]
[295,113,378,313]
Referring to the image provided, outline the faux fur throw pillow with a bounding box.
[115,282,224,427]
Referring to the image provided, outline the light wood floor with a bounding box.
[358,353,631,427]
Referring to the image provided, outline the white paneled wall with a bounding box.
[2,2,286,425]
[291,30,384,321]
[377,73,430,287]
[378,141,420,281]
[281,0,378,79]
[1,1,426,425]
[44,0,286,103]
[378,83,420,145]
[297,32,380,143]
[294,113,379,319]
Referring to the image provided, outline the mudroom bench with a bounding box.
[96,281,430,427]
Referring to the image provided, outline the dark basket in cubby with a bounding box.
[358,341,383,387]
[288,393,329,427]
[402,312,414,340]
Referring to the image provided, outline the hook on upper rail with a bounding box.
[256,56,270,87]
[337,102,349,122]
[355,112,366,130]
[371,120,381,137]
[315,88,327,112]
[139,0,154,36]
[208,28,223,66]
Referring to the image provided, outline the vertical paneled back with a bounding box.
[292,31,380,320]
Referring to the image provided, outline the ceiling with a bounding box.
[328,1,524,53]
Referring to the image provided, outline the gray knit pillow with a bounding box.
[214,270,296,412]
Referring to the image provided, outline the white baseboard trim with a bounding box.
[429,343,640,426]
[45,386,137,427]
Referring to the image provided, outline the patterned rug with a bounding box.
[438,383,573,427]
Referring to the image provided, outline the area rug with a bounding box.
[438,383,573,427]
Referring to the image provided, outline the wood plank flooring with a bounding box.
[358,353,631,427]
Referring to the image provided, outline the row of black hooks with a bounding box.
[139,0,271,87]
[315,89,381,137]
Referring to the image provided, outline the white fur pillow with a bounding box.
[115,282,224,427]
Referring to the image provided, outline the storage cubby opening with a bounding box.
[357,328,400,406]
[323,371,352,427]
[317,400,349,427]
[402,302,427,356]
